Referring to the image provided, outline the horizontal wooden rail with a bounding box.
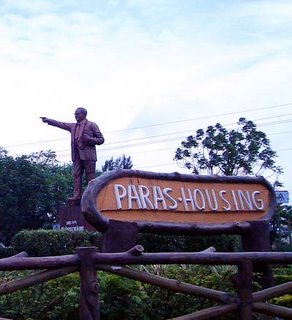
[253,281,292,301]
[0,266,78,295]
[1,248,292,271]
[253,302,292,318]
[91,249,292,266]
[171,304,238,320]
[97,264,238,304]
[1,247,292,320]
[0,254,79,270]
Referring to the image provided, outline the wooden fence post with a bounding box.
[77,247,99,320]
[233,260,254,320]
[101,220,138,253]
[242,221,274,289]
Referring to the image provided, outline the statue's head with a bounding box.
[74,107,87,122]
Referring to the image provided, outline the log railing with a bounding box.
[1,247,292,320]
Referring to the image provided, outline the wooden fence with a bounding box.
[1,246,292,320]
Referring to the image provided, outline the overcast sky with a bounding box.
[1,0,291,204]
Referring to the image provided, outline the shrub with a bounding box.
[11,229,102,256]
[0,264,291,319]
[0,246,14,258]
[138,233,241,253]
[0,271,80,320]
[99,272,150,319]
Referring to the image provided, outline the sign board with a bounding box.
[81,169,276,234]
[275,190,289,204]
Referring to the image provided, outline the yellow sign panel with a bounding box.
[93,173,273,225]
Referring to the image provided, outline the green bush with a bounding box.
[1,264,292,319]
[99,272,150,319]
[138,233,241,253]
[1,229,291,319]
[270,266,292,308]
[0,271,80,320]
[273,241,292,252]
[9,229,241,258]
[0,264,238,320]
[274,265,292,284]
[11,229,102,256]
[98,264,238,320]
[0,246,14,258]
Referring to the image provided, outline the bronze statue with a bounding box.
[41,107,104,201]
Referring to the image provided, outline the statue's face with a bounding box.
[74,109,86,122]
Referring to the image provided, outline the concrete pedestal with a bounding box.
[59,205,96,232]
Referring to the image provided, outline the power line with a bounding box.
[136,147,292,171]
[88,117,292,154]
[277,148,292,152]
[52,121,292,159]
[3,102,292,148]
[106,102,292,133]
[98,139,292,160]
[56,136,292,164]
[101,115,292,147]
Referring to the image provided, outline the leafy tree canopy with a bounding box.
[271,205,292,249]
[102,154,133,172]
[0,149,73,244]
[174,117,282,182]
[0,149,136,244]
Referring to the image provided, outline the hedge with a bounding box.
[11,229,102,257]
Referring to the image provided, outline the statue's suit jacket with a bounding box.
[45,119,104,161]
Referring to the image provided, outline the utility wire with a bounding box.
[52,120,292,158]
[100,115,292,148]
[56,131,292,161]
[136,147,292,171]
[106,102,292,133]
[17,114,292,155]
[3,102,292,148]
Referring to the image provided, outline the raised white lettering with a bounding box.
[205,189,218,211]
[180,187,195,211]
[128,184,142,209]
[219,190,231,211]
[163,187,178,210]
[138,185,154,209]
[252,191,264,210]
[153,186,167,209]
[193,189,206,210]
[238,190,253,210]
[231,190,239,211]
[114,183,266,214]
[114,184,127,209]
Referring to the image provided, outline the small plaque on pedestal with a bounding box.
[59,203,96,231]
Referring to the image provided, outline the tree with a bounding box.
[174,117,282,181]
[102,154,133,172]
[0,150,73,244]
[0,147,8,158]
[270,205,292,249]
[174,118,284,253]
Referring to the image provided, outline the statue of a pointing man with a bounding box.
[41,107,104,201]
